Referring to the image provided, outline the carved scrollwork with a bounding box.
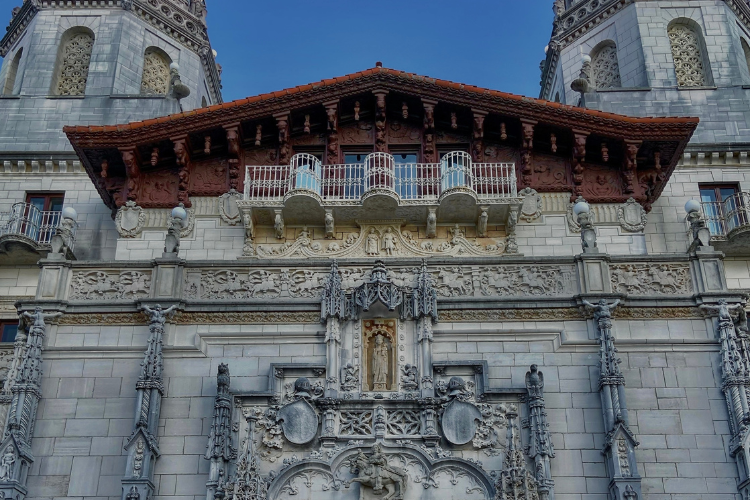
[610,263,692,295]
[70,270,151,300]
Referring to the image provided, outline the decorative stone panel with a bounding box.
[610,263,692,295]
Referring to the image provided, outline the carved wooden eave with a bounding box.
[64,66,698,213]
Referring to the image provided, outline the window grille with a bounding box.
[591,43,621,89]
[55,32,94,96]
[141,48,171,95]
[668,24,708,87]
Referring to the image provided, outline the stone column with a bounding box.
[585,299,642,500]
[526,365,555,500]
[320,261,346,398]
[205,364,235,500]
[702,300,750,498]
[0,307,61,500]
[121,304,177,500]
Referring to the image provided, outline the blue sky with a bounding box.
[0,0,555,101]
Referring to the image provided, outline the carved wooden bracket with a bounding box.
[172,135,192,207]
[422,99,437,163]
[519,119,537,187]
[119,147,141,203]
[472,109,488,163]
[622,140,642,195]
[373,91,388,153]
[224,123,242,191]
[274,112,290,164]
[572,130,589,199]
[324,101,339,164]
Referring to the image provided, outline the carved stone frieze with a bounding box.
[617,197,647,233]
[173,311,320,324]
[70,270,152,301]
[57,312,149,326]
[478,265,576,297]
[253,221,507,259]
[189,269,328,300]
[115,200,147,238]
[610,263,692,295]
[440,309,584,322]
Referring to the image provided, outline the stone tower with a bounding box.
[0,0,222,262]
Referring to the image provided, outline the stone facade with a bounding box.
[0,1,746,500]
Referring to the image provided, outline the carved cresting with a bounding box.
[525,365,555,500]
[700,300,750,498]
[583,299,642,500]
[205,364,237,500]
[121,304,177,500]
[0,308,60,500]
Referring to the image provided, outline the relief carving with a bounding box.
[610,264,692,295]
[140,169,179,207]
[617,197,647,232]
[519,187,542,222]
[480,265,575,297]
[190,159,227,195]
[115,200,147,238]
[218,189,242,225]
[70,271,151,300]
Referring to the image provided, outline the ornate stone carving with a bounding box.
[617,197,647,232]
[440,377,483,445]
[668,24,707,87]
[277,378,319,445]
[400,364,418,391]
[205,364,236,499]
[115,200,147,238]
[519,187,542,222]
[525,365,555,500]
[218,189,242,225]
[363,319,397,392]
[347,444,408,500]
[196,269,325,300]
[341,363,359,392]
[141,49,170,95]
[591,42,621,89]
[70,270,151,300]
[479,265,576,297]
[340,411,373,436]
[495,408,540,500]
[56,31,93,96]
[610,264,691,295]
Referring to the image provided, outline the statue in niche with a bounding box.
[0,446,15,480]
[382,228,396,256]
[366,229,380,256]
[372,335,389,391]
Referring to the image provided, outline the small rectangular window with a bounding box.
[699,184,744,235]
[0,322,18,343]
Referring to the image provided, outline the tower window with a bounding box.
[53,28,95,96]
[668,21,710,87]
[591,41,621,89]
[3,48,22,95]
[141,47,171,95]
[741,38,750,80]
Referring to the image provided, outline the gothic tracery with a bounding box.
[141,48,171,95]
[668,24,708,87]
[591,43,621,89]
[55,31,94,96]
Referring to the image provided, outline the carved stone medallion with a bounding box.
[218,189,242,225]
[277,397,318,445]
[519,187,542,222]
[115,200,147,238]
[617,197,647,232]
[441,398,482,445]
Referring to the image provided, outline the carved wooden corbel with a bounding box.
[172,135,192,207]
[373,91,388,152]
[422,99,437,164]
[224,123,242,191]
[150,147,159,166]
[519,120,536,187]
[119,147,141,202]
[472,109,488,163]
[572,130,589,199]
[324,101,339,164]
[204,135,211,154]
[275,112,291,164]
[623,140,641,195]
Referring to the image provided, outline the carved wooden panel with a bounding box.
[190,158,228,195]
[387,120,422,144]
[139,169,179,207]
[581,165,624,200]
[530,153,571,191]
[339,122,373,144]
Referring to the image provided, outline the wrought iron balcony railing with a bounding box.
[244,152,517,204]
[0,202,71,248]
[700,192,750,239]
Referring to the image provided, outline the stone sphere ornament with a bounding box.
[61,206,77,221]
[171,205,188,225]
[684,199,701,214]
[573,201,590,216]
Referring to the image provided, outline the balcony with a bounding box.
[243,152,518,226]
[0,202,74,264]
[700,192,750,255]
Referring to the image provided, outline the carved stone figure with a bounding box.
[701,299,743,324]
[348,444,407,500]
[366,229,380,256]
[426,209,437,238]
[583,298,620,324]
[274,211,285,239]
[0,446,14,480]
[372,336,389,391]
[324,210,335,239]
[341,363,359,391]
[477,208,488,237]
[382,228,396,256]
[400,364,418,390]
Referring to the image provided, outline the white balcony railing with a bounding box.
[244,152,517,203]
[700,192,750,239]
[0,202,66,246]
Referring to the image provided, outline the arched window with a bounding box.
[591,41,621,89]
[141,47,171,95]
[53,28,94,96]
[668,21,710,87]
[3,48,22,95]
[201,96,208,107]
[741,38,750,78]
[554,92,560,103]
